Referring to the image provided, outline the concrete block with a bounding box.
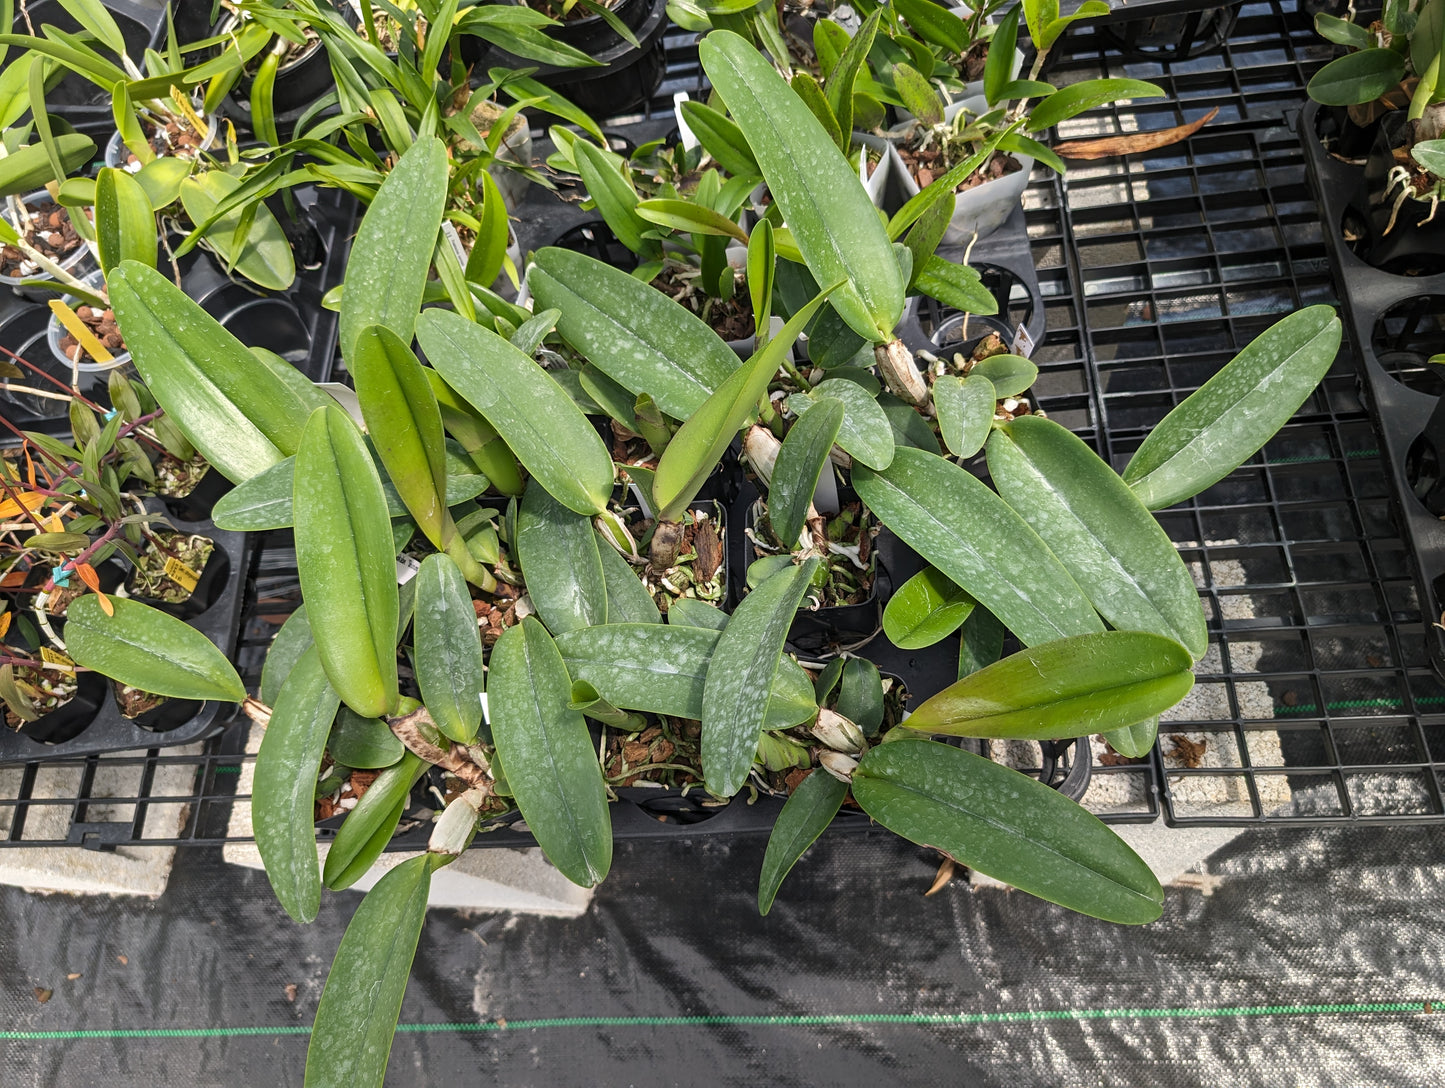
[0,744,202,898]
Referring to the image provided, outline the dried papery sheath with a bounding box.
[818,749,860,782]
[875,339,928,406]
[811,708,866,754]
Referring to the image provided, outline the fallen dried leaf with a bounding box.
[116,954,128,965]
[33,987,52,1004]
[66,973,81,981]
[284,983,298,1003]
[1053,107,1219,160]
[926,857,956,896]
[1167,734,1207,769]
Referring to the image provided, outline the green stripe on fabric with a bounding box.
[1,999,1438,1040]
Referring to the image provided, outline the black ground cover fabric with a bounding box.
[1,824,1443,1086]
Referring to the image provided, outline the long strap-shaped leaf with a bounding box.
[758,770,847,915]
[516,482,608,635]
[109,261,313,481]
[95,166,156,275]
[553,622,816,729]
[852,739,1163,924]
[1123,306,1340,510]
[351,325,487,585]
[903,630,1194,738]
[770,396,844,546]
[294,405,400,719]
[530,247,739,421]
[987,416,1208,659]
[699,30,904,342]
[413,554,486,744]
[489,618,612,887]
[253,645,338,925]
[596,536,661,625]
[416,309,614,516]
[64,595,245,702]
[788,378,895,470]
[304,852,446,1088]
[853,446,1101,647]
[702,558,820,797]
[653,284,839,522]
[338,135,448,361]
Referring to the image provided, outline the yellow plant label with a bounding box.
[39,647,75,671]
[164,557,200,594]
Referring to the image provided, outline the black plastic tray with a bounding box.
[1298,100,1445,680]
[0,498,253,764]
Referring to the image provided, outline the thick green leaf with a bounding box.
[758,770,847,915]
[64,594,245,701]
[1413,140,1445,176]
[323,752,425,889]
[824,7,882,139]
[702,558,819,796]
[109,262,313,482]
[878,392,941,454]
[1105,717,1159,760]
[854,446,1101,646]
[771,397,844,546]
[1026,78,1165,132]
[913,255,999,315]
[294,405,400,719]
[416,309,613,516]
[971,354,1038,398]
[413,554,485,744]
[553,623,816,728]
[666,598,730,631]
[180,171,295,291]
[304,853,444,1088]
[933,373,995,458]
[636,197,748,243]
[95,166,156,275]
[260,605,312,707]
[489,618,612,886]
[748,219,775,334]
[679,99,760,179]
[1123,306,1341,510]
[905,630,1194,738]
[1313,12,1372,48]
[985,5,1022,106]
[134,156,190,208]
[339,135,447,360]
[516,483,608,635]
[893,0,968,52]
[253,645,337,924]
[836,657,884,735]
[351,325,457,558]
[530,247,739,421]
[329,707,405,769]
[0,134,93,197]
[596,535,661,625]
[210,454,486,531]
[700,31,905,341]
[958,604,1006,678]
[853,739,1163,923]
[653,285,837,522]
[788,377,894,470]
[573,138,651,256]
[987,417,1207,658]
[1306,49,1406,107]
[883,566,976,650]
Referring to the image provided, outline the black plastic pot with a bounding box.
[1097,5,1239,60]
[1300,99,1445,680]
[16,671,108,745]
[1355,112,1445,276]
[11,0,159,117]
[492,0,670,120]
[124,533,233,623]
[550,219,639,272]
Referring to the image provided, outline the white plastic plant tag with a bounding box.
[1011,323,1035,359]
[441,220,469,268]
[629,481,655,520]
[318,382,366,427]
[478,691,490,723]
[812,463,841,516]
[769,314,795,363]
[395,554,421,585]
[673,92,699,151]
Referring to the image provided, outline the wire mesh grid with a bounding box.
[4,2,1444,849]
